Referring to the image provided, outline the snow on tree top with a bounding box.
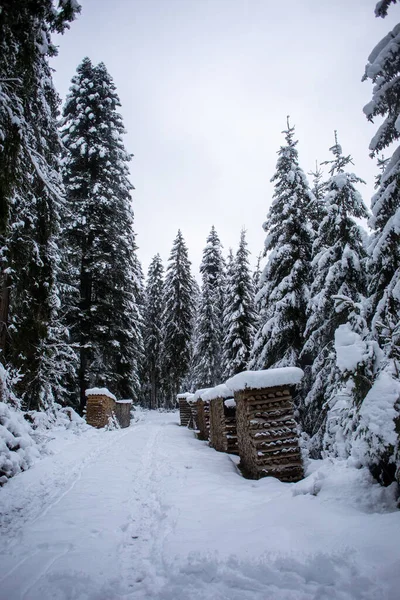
[225,368,304,392]
[85,388,117,401]
[202,384,234,402]
[177,393,193,399]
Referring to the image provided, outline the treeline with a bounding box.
[0,2,399,486]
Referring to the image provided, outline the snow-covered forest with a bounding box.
[0,1,400,598]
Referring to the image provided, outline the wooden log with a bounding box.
[179,399,191,427]
[235,384,303,481]
[114,400,131,428]
[86,394,116,429]
[209,397,238,454]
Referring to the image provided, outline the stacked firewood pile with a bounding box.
[226,369,304,482]
[204,385,238,454]
[189,388,211,433]
[187,394,198,430]
[178,368,304,484]
[196,398,210,440]
[177,393,192,427]
[114,400,132,428]
[85,388,131,429]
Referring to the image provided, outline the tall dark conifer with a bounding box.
[249,120,313,371]
[61,58,143,410]
[143,254,164,409]
[223,230,256,378]
[302,136,369,441]
[0,0,80,409]
[363,7,400,360]
[192,226,225,388]
[161,231,196,405]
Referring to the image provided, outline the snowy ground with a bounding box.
[0,410,399,600]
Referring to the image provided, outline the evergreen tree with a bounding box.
[301,135,369,441]
[307,162,327,237]
[252,252,263,293]
[347,0,400,484]
[192,226,226,388]
[363,11,400,354]
[143,254,164,409]
[375,0,397,18]
[0,0,80,409]
[223,230,257,378]
[61,58,143,410]
[161,231,196,405]
[249,120,313,371]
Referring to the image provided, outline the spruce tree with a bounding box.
[61,58,143,410]
[0,0,80,409]
[143,254,164,409]
[349,0,400,484]
[375,0,397,18]
[363,10,400,356]
[161,231,196,405]
[192,226,226,388]
[307,163,327,237]
[223,230,257,378]
[249,120,313,371]
[301,135,369,442]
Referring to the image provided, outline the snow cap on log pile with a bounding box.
[224,398,236,408]
[192,388,212,403]
[226,367,304,392]
[186,393,196,405]
[177,392,192,399]
[85,387,117,401]
[202,384,233,402]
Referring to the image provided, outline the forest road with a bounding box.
[0,410,399,600]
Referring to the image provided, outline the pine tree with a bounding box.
[161,231,196,405]
[301,135,369,442]
[0,0,80,410]
[192,226,226,388]
[143,254,164,409]
[61,58,143,410]
[375,0,397,18]
[363,11,400,357]
[307,162,327,237]
[223,230,257,378]
[249,120,313,371]
[348,0,400,484]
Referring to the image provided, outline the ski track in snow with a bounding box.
[0,411,399,600]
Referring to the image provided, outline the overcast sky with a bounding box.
[51,0,399,278]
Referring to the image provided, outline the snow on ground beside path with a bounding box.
[0,410,399,600]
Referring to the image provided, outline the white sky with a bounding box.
[51,0,399,278]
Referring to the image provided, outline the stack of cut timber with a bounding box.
[204,384,237,454]
[177,393,192,427]
[85,388,117,429]
[187,394,198,430]
[114,400,132,428]
[226,368,304,482]
[196,399,210,440]
[190,388,211,432]
[224,399,238,455]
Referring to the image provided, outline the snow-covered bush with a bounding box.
[26,403,89,433]
[352,369,400,486]
[0,401,40,485]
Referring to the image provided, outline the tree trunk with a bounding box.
[150,369,156,410]
[0,272,11,357]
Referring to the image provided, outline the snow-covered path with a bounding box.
[0,411,399,600]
